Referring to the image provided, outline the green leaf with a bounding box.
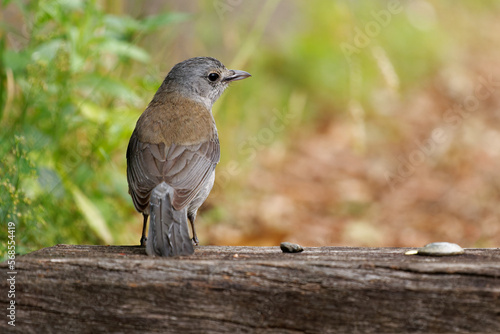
[3,50,31,73]
[31,39,66,63]
[56,0,85,11]
[104,14,142,34]
[37,167,65,199]
[71,186,113,244]
[99,39,150,63]
[79,101,107,123]
[77,74,141,104]
[140,12,191,31]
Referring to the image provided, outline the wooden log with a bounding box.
[1,245,499,333]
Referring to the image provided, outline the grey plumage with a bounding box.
[126,57,250,257]
[146,182,194,256]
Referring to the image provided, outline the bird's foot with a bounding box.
[192,236,199,246]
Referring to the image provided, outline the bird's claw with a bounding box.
[192,236,199,246]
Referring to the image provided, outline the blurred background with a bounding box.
[2,0,500,258]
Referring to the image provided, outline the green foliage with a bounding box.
[2,0,497,254]
[0,0,188,258]
[0,136,45,257]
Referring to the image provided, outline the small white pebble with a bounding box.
[406,242,464,256]
[404,249,419,255]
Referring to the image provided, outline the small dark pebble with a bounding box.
[280,242,304,253]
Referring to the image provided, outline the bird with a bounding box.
[126,57,251,256]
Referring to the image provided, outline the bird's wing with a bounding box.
[126,130,220,212]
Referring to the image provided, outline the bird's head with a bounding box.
[162,57,251,108]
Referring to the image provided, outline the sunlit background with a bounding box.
[2,0,500,258]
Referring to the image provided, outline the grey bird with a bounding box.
[126,57,251,256]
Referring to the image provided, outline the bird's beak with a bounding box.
[223,70,251,82]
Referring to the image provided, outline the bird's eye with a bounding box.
[208,73,219,82]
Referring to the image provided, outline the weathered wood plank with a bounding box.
[1,245,499,333]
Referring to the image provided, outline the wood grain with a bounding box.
[1,245,499,333]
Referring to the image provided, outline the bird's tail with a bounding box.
[146,182,194,257]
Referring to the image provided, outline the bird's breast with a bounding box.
[135,95,217,146]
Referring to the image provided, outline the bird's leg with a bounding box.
[188,212,199,246]
[140,214,148,247]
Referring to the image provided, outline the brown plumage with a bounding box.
[126,57,250,256]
